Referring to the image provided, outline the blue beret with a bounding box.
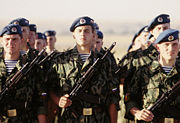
[37,32,46,39]
[0,24,22,37]
[96,30,103,39]
[154,29,179,44]
[70,16,94,32]
[148,14,170,31]
[10,17,29,27]
[29,24,37,32]
[42,34,47,40]
[44,30,56,36]
[93,22,99,30]
[137,26,148,36]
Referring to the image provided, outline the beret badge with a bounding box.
[168,35,174,41]
[144,27,148,32]
[45,32,49,36]
[90,20,94,24]
[13,21,19,25]
[158,17,163,22]
[11,27,17,32]
[80,19,86,24]
[25,20,29,24]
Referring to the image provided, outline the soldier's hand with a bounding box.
[134,109,154,122]
[58,94,72,108]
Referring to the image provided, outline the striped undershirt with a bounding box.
[162,66,172,74]
[79,54,90,63]
[4,60,18,75]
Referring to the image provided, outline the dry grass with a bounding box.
[55,34,132,60]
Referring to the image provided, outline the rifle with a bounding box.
[62,42,116,118]
[147,80,180,116]
[0,48,46,102]
[38,49,57,66]
[0,48,46,121]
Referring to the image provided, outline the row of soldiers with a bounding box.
[0,16,120,123]
[0,13,180,123]
[9,18,57,54]
[117,13,180,123]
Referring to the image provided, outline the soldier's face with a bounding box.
[156,39,179,61]
[28,31,36,48]
[46,36,56,49]
[1,34,22,55]
[95,38,103,51]
[151,23,170,39]
[34,39,46,51]
[21,26,30,42]
[139,32,149,45]
[73,25,95,47]
[132,36,142,50]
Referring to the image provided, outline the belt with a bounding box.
[83,106,104,116]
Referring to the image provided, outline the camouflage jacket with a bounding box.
[125,60,180,121]
[48,46,120,123]
[0,47,47,123]
[122,45,159,94]
[131,44,159,69]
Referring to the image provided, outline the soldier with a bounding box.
[117,25,150,84]
[0,24,47,122]
[47,16,120,123]
[118,14,171,75]
[10,18,30,53]
[116,14,171,123]
[44,30,57,54]
[94,30,103,52]
[125,29,180,123]
[128,26,149,52]
[35,32,47,51]
[28,24,37,48]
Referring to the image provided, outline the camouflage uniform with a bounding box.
[116,45,159,123]
[122,45,159,96]
[125,60,180,123]
[100,48,118,72]
[0,47,47,123]
[48,46,120,123]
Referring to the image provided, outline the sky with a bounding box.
[1,0,180,20]
[0,0,180,33]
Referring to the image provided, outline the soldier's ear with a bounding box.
[0,37,3,45]
[93,31,96,39]
[72,33,75,39]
